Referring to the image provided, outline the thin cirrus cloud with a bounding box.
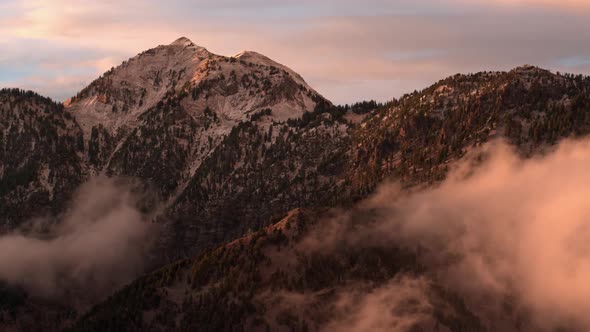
[1,0,590,104]
[472,0,590,10]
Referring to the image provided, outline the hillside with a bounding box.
[0,89,85,226]
[347,65,590,195]
[69,209,483,332]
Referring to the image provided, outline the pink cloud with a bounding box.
[458,0,590,11]
[2,0,590,104]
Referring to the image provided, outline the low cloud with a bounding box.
[0,177,158,305]
[301,138,590,331]
[260,275,439,332]
[320,276,438,332]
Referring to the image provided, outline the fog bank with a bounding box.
[304,139,590,331]
[0,177,157,303]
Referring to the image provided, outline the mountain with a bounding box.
[65,37,349,261]
[1,38,346,261]
[0,38,353,330]
[347,65,590,194]
[66,36,324,175]
[67,37,321,140]
[65,66,590,331]
[3,37,590,331]
[70,36,325,188]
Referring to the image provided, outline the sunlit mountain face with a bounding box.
[2,1,590,331]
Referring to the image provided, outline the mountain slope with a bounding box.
[347,66,590,196]
[160,104,352,259]
[66,37,324,174]
[0,89,85,226]
[69,209,483,332]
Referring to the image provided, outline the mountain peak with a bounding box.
[170,36,194,47]
[511,64,550,75]
[67,39,326,141]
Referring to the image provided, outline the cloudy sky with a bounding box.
[1,0,589,104]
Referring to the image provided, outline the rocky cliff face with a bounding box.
[68,37,321,137]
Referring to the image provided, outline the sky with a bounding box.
[1,0,590,104]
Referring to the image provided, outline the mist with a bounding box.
[319,276,439,332]
[0,176,157,304]
[301,139,590,331]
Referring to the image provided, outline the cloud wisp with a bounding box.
[300,138,590,331]
[0,177,158,305]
